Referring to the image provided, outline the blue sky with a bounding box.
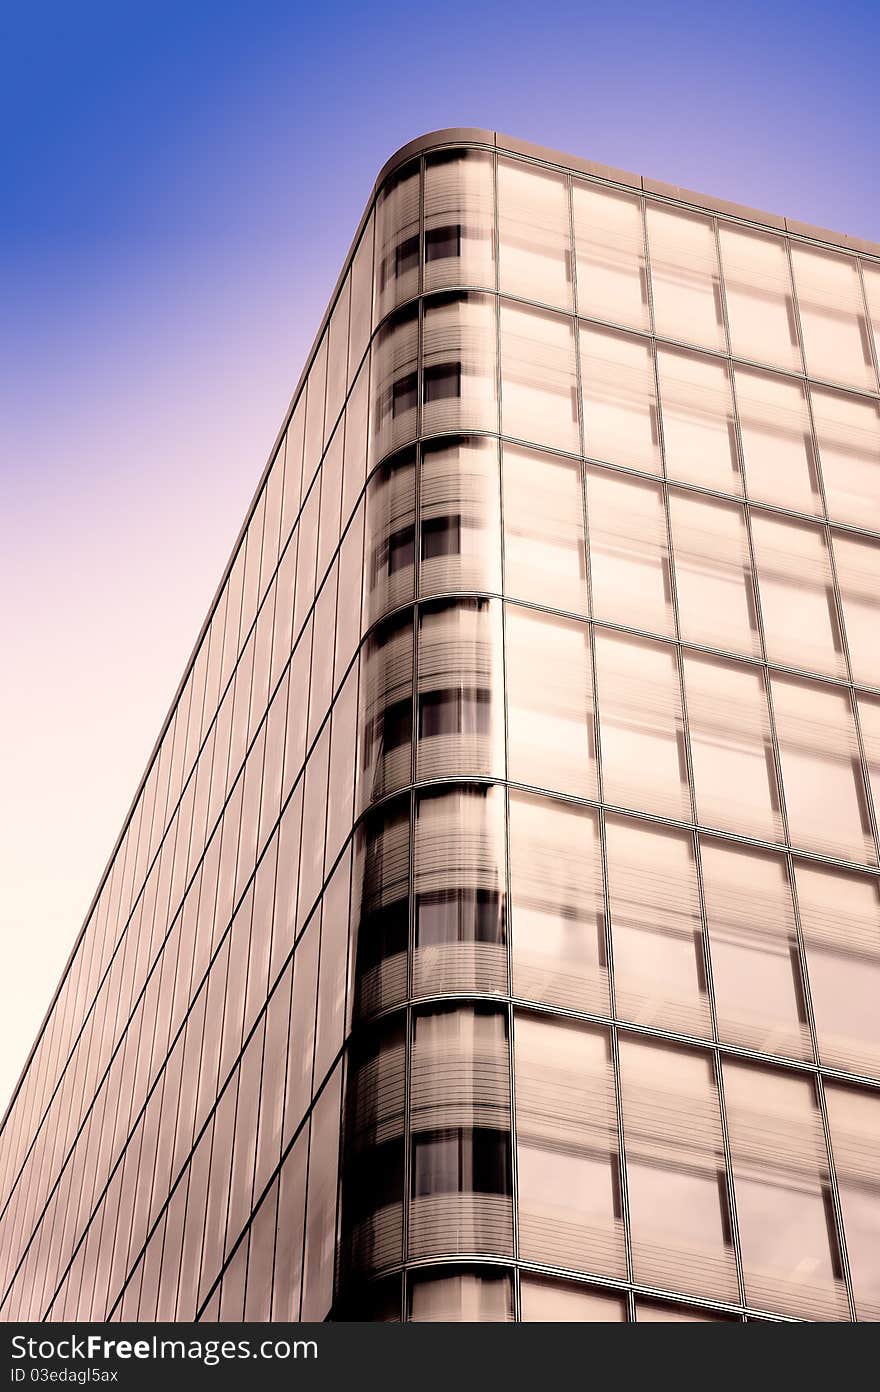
[0,0,877,1107]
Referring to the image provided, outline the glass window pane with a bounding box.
[606,815,710,1039]
[334,501,364,686]
[509,791,607,1016]
[324,274,351,441]
[636,1299,733,1322]
[834,531,880,689]
[420,436,500,598]
[718,224,802,372]
[573,182,649,331]
[520,1276,626,1322]
[424,149,494,292]
[340,1018,405,1278]
[414,785,507,1000]
[363,448,415,627]
[348,213,374,386]
[316,426,344,585]
[359,612,412,812]
[410,1006,511,1258]
[864,262,880,368]
[408,1269,512,1322]
[859,693,880,834]
[587,467,673,636]
[595,630,690,821]
[271,1125,308,1319]
[303,335,328,495]
[301,1062,342,1320]
[619,1037,737,1301]
[723,1061,847,1321]
[825,1084,880,1323]
[669,491,759,657]
[341,355,369,525]
[771,674,874,864]
[351,798,410,1020]
[701,838,811,1060]
[657,346,740,493]
[790,245,876,391]
[797,859,880,1079]
[370,306,419,467]
[685,652,783,840]
[422,292,497,436]
[503,445,587,614]
[811,385,880,529]
[646,204,725,351]
[374,162,420,323]
[500,302,579,454]
[581,324,660,473]
[515,1014,624,1278]
[735,366,821,514]
[505,606,596,799]
[751,512,846,679]
[498,158,572,310]
[417,599,504,782]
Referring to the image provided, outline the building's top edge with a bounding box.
[374,127,880,258]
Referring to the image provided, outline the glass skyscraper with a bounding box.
[1,129,879,1324]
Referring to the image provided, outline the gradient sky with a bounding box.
[1,0,878,1112]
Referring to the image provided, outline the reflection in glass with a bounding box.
[723,1061,847,1321]
[796,860,880,1079]
[503,445,587,614]
[505,606,596,799]
[500,302,579,454]
[657,346,740,493]
[586,466,672,636]
[521,1276,626,1322]
[811,386,880,529]
[834,531,880,688]
[352,799,410,1020]
[646,205,725,351]
[417,599,504,781]
[619,1038,738,1301]
[374,162,420,323]
[498,158,572,310]
[340,1017,405,1277]
[581,324,660,473]
[515,1014,625,1277]
[701,838,811,1060]
[718,224,801,372]
[359,613,413,809]
[408,1268,512,1322]
[751,512,846,679]
[422,293,497,437]
[669,491,759,656]
[370,307,419,466]
[414,786,506,999]
[573,182,649,331]
[684,652,784,842]
[594,630,690,821]
[424,149,495,292]
[606,816,710,1038]
[735,366,821,514]
[410,1006,512,1258]
[420,436,501,598]
[790,246,876,391]
[363,448,415,625]
[509,791,607,1016]
[771,674,875,864]
[825,1084,880,1323]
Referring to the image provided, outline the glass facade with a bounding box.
[1,130,879,1326]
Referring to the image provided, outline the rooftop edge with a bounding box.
[374,127,880,259]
